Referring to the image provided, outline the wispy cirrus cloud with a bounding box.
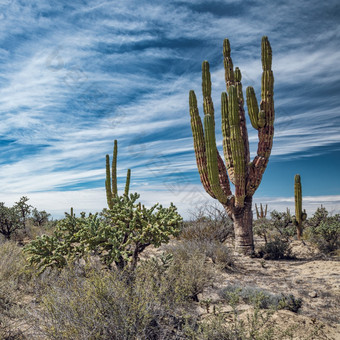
[0,0,339,216]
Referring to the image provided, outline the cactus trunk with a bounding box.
[189,37,274,254]
[233,197,254,254]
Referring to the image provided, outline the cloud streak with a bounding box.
[0,0,339,216]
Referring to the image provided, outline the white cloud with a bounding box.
[1,188,339,221]
[0,0,338,209]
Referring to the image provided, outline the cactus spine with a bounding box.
[105,140,131,209]
[189,37,274,254]
[294,174,306,240]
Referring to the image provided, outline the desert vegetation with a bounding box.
[1,37,339,340]
[0,196,339,339]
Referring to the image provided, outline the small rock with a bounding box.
[309,291,318,298]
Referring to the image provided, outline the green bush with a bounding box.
[307,207,340,254]
[258,236,294,260]
[254,210,297,246]
[25,193,182,272]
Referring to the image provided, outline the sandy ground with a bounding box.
[144,239,340,339]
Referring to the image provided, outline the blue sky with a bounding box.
[0,0,339,218]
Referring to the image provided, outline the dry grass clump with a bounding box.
[0,241,32,339]
[28,250,214,339]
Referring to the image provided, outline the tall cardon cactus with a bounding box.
[189,37,274,254]
[105,140,131,209]
[294,174,307,240]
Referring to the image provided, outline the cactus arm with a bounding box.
[228,85,246,207]
[124,169,131,196]
[221,92,235,184]
[201,62,232,197]
[112,140,118,197]
[189,90,216,198]
[234,68,244,104]
[217,152,232,197]
[246,87,260,130]
[255,203,260,219]
[246,36,274,196]
[204,114,229,204]
[202,61,215,119]
[234,67,250,165]
[105,154,113,209]
[223,39,234,91]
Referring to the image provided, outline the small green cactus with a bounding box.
[105,140,131,209]
[294,174,306,240]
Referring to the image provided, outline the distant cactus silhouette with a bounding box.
[255,203,268,219]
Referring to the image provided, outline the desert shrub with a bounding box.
[27,251,304,340]
[168,238,233,270]
[253,217,273,244]
[32,260,201,340]
[0,242,31,339]
[220,285,302,312]
[181,203,234,243]
[0,203,24,241]
[307,207,340,254]
[25,193,183,272]
[164,242,215,302]
[307,206,328,228]
[30,208,51,227]
[186,310,278,340]
[0,241,27,282]
[269,210,296,239]
[203,240,234,269]
[187,292,301,340]
[312,217,340,253]
[254,210,298,246]
[258,236,294,260]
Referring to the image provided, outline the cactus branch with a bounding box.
[105,154,113,209]
[105,140,131,209]
[223,39,234,90]
[247,36,274,196]
[112,140,118,198]
[204,114,229,204]
[189,90,216,198]
[124,169,131,196]
[228,85,246,207]
[221,92,235,183]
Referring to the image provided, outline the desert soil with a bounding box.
[144,239,340,340]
